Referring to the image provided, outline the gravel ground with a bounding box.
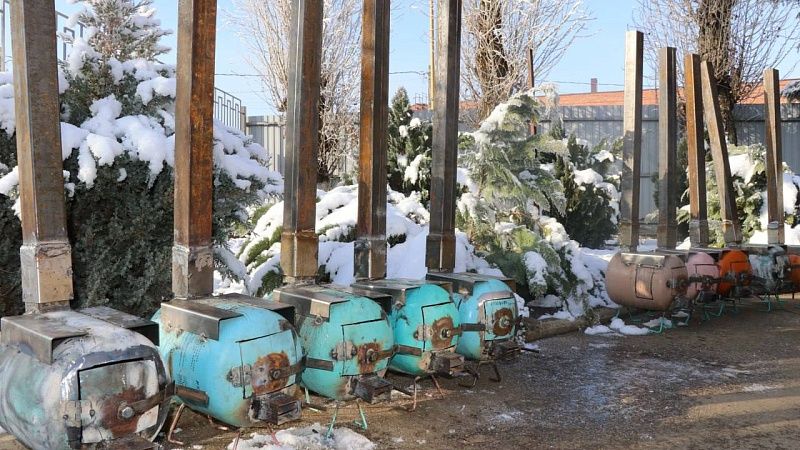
[2,299,800,449]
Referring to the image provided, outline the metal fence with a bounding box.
[0,1,246,131]
[537,103,800,220]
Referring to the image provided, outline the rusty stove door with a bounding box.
[340,320,390,376]
[482,297,516,341]
[239,330,299,398]
[78,359,160,444]
[421,303,458,351]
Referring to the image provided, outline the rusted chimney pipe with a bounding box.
[172,0,218,299]
[684,53,709,248]
[619,30,643,252]
[701,61,742,246]
[426,0,462,272]
[764,68,784,245]
[657,47,678,249]
[281,0,323,284]
[12,0,73,313]
[355,0,391,281]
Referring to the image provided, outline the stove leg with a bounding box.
[326,401,341,439]
[431,374,444,398]
[167,403,186,446]
[407,376,421,412]
[354,399,368,430]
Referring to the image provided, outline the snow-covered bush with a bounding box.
[457,91,612,315]
[0,0,279,317]
[551,136,620,248]
[677,143,800,246]
[784,80,800,102]
[387,88,432,203]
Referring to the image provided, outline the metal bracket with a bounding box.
[78,306,160,346]
[1,312,87,364]
[160,299,242,340]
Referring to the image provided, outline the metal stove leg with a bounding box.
[326,401,340,439]
[408,376,422,412]
[167,403,186,446]
[354,399,368,430]
[431,374,445,398]
[232,430,242,450]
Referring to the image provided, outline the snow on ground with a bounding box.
[227,424,374,450]
[584,324,613,335]
[609,318,650,336]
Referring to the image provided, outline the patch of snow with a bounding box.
[741,383,778,393]
[584,324,613,335]
[228,423,375,450]
[609,318,650,336]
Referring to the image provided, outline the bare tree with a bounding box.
[634,0,800,145]
[227,0,361,185]
[461,0,592,124]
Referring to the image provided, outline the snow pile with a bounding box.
[609,318,650,336]
[227,424,374,450]
[235,187,502,298]
[584,324,613,335]
[748,172,800,245]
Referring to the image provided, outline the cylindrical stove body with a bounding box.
[273,285,395,403]
[685,251,720,300]
[351,279,463,376]
[716,249,752,296]
[154,294,303,427]
[606,252,688,311]
[0,309,170,450]
[427,273,519,361]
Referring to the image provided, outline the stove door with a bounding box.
[421,302,458,351]
[482,296,516,341]
[340,320,391,376]
[239,330,300,398]
[78,359,159,444]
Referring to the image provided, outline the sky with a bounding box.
[46,0,800,116]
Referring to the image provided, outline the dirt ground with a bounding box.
[3,299,800,449]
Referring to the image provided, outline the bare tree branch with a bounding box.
[461,0,593,124]
[634,0,800,144]
[227,0,361,184]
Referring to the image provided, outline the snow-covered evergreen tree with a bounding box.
[0,0,279,317]
[784,80,800,102]
[387,87,432,203]
[458,91,611,315]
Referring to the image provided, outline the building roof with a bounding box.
[553,79,799,107]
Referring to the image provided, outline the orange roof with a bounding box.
[552,79,798,107]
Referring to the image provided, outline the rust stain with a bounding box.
[492,308,514,336]
[429,316,456,349]
[97,385,147,437]
[356,342,383,374]
[252,352,290,395]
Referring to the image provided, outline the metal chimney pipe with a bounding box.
[764,68,784,245]
[355,0,391,281]
[172,0,218,299]
[657,47,678,249]
[619,30,644,252]
[684,53,709,248]
[426,0,462,272]
[281,0,323,284]
[701,60,742,246]
[12,0,73,313]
